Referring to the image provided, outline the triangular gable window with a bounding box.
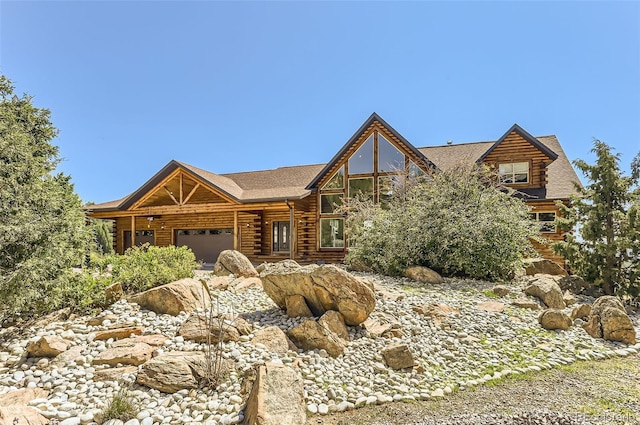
[348,134,374,174]
[409,160,426,178]
[378,134,405,173]
[322,166,345,190]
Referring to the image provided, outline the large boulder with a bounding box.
[261,262,375,326]
[94,366,139,382]
[93,325,144,341]
[252,326,295,355]
[538,309,572,330]
[318,311,349,341]
[0,407,48,425]
[381,343,415,370]
[287,320,346,358]
[129,278,210,316]
[0,389,49,425]
[285,295,314,318]
[404,266,443,284]
[242,363,306,425]
[583,296,636,345]
[136,351,207,393]
[571,304,591,320]
[214,250,259,278]
[523,258,568,276]
[92,342,155,366]
[178,313,240,343]
[523,275,565,309]
[26,336,68,358]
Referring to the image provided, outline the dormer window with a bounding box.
[499,162,529,184]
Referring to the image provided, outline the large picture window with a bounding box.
[322,166,344,190]
[348,177,374,200]
[320,218,344,248]
[320,194,342,214]
[378,134,405,172]
[348,135,374,174]
[499,162,529,184]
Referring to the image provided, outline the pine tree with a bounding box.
[0,75,90,316]
[554,140,640,296]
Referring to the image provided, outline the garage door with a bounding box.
[175,229,234,264]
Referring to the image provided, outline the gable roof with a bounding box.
[305,112,436,189]
[477,123,559,162]
[89,161,326,211]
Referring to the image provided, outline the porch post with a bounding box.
[233,210,238,250]
[131,215,136,246]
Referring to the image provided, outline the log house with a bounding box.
[87,113,581,266]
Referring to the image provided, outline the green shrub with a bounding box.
[111,244,197,293]
[342,165,540,281]
[54,271,112,314]
[96,387,138,423]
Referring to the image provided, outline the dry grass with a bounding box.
[306,355,640,425]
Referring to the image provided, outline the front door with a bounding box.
[273,221,290,253]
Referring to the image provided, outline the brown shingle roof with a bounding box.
[418,136,581,200]
[88,162,326,211]
[88,122,580,212]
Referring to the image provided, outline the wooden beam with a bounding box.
[163,186,180,206]
[130,168,182,210]
[233,210,238,250]
[179,173,184,205]
[182,183,200,205]
[131,216,136,246]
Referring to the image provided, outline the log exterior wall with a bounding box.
[482,131,553,189]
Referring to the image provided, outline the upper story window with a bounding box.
[348,135,374,174]
[378,134,405,172]
[322,166,344,190]
[530,211,557,233]
[499,162,529,184]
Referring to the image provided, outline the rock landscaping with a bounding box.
[0,258,638,425]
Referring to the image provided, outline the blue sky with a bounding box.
[1,1,638,203]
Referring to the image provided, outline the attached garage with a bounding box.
[175,229,234,264]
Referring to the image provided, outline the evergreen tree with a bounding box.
[554,140,640,296]
[0,75,90,316]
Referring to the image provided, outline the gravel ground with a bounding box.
[305,355,640,425]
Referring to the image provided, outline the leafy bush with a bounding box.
[342,165,540,281]
[53,271,112,315]
[111,244,197,293]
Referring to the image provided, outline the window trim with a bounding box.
[319,217,345,249]
[499,161,530,185]
[530,211,557,233]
